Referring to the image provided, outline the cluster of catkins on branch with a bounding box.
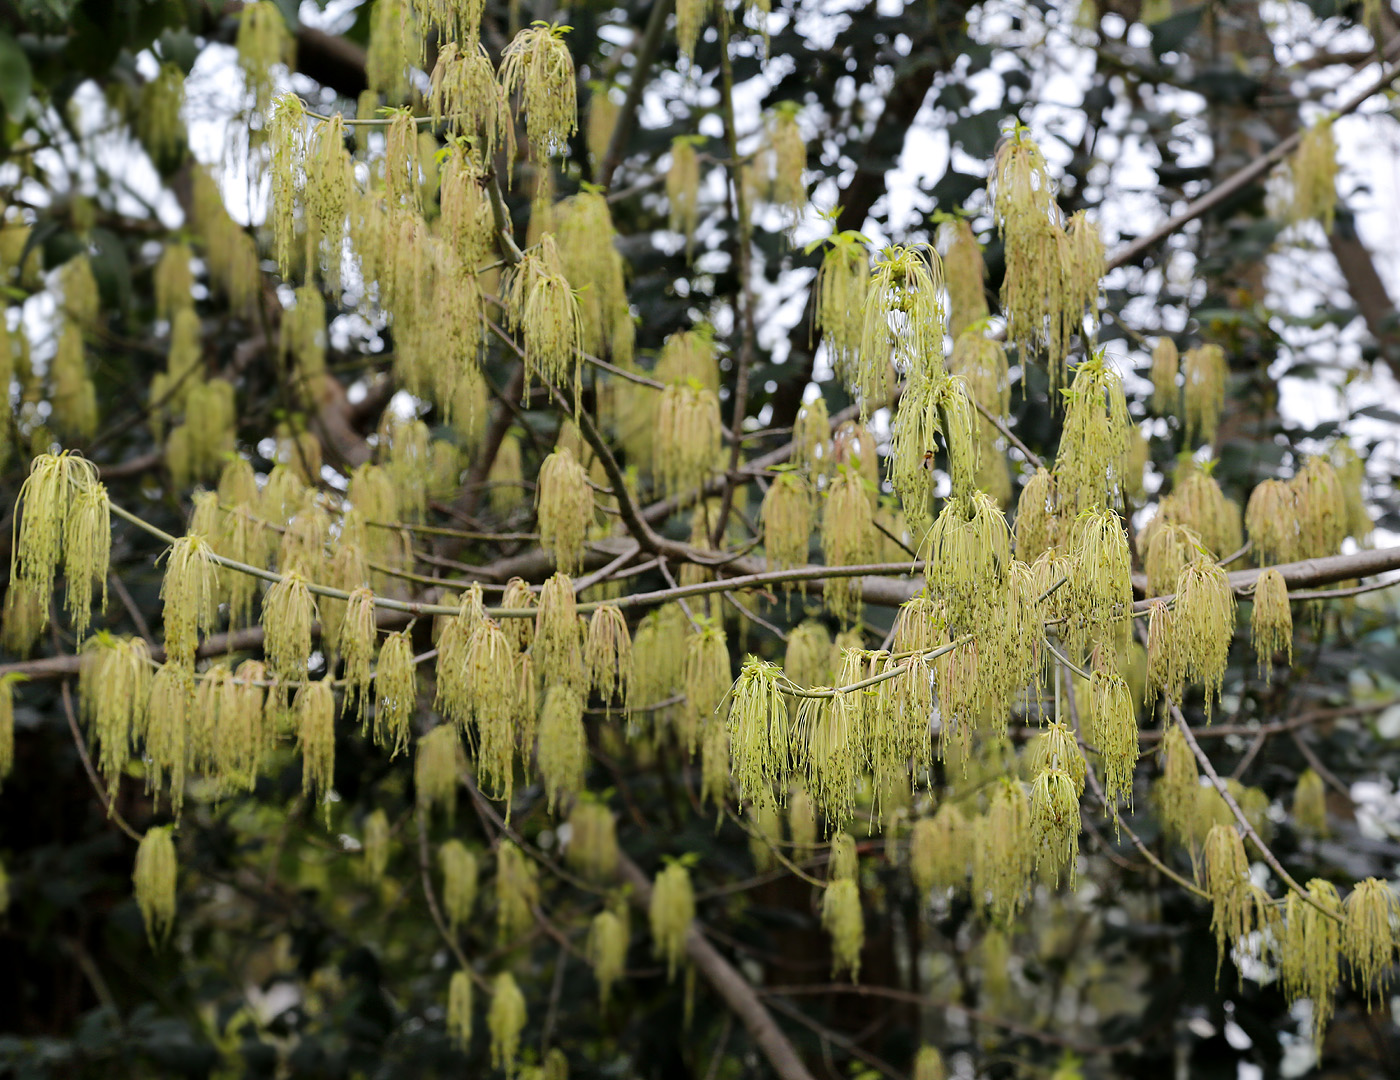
[0,2,1383,1063]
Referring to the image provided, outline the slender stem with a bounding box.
[710,3,759,546]
[60,679,143,843]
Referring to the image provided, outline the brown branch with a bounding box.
[1107,57,1400,272]
[595,0,674,191]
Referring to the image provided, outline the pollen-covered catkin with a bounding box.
[649,861,695,981]
[821,467,876,626]
[160,535,220,667]
[488,972,527,1076]
[134,826,178,945]
[1150,337,1179,415]
[1343,878,1399,1003]
[1242,484,1294,576]
[586,604,631,707]
[588,904,629,1006]
[446,969,473,1050]
[1292,768,1328,837]
[815,236,870,379]
[1282,879,1343,1048]
[1250,568,1292,681]
[440,839,479,931]
[262,571,318,679]
[498,23,578,161]
[822,877,864,980]
[362,809,391,883]
[566,800,620,882]
[496,841,539,943]
[537,447,594,574]
[415,725,460,820]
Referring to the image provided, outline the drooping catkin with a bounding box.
[566,800,619,882]
[676,0,711,58]
[430,42,512,160]
[1282,879,1343,1049]
[814,233,870,381]
[63,481,110,639]
[1250,568,1292,681]
[923,490,1012,632]
[972,778,1033,924]
[79,634,153,797]
[649,861,695,981]
[666,136,702,253]
[1029,768,1081,884]
[1201,823,1274,983]
[910,804,969,897]
[488,971,527,1077]
[857,245,945,411]
[446,969,473,1051]
[1150,337,1179,415]
[943,219,988,338]
[134,826,178,946]
[535,573,587,694]
[416,725,461,820]
[262,571,318,680]
[1182,344,1228,446]
[1291,456,1348,560]
[498,23,578,161]
[1143,522,1203,600]
[374,630,416,757]
[496,840,539,943]
[586,604,631,708]
[1292,768,1328,837]
[761,469,814,574]
[440,839,480,931]
[681,620,730,753]
[1147,467,1242,564]
[538,686,587,814]
[1065,507,1132,658]
[294,679,336,802]
[1285,116,1339,231]
[144,663,192,811]
[1013,466,1058,562]
[502,236,585,403]
[360,808,392,884]
[1087,669,1138,807]
[160,535,220,668]
[588,904,629,1006]
[791,395,831,476]
[537,446,593,574]
[1170,557,1236,714]
[236,0,293,114]
[822,877,864,980]
[1342,877,1399,1003]
[889,372,978,530]
[554,190,632,361]
[1053,351,1130,514]
[655,383,722,497]
[727,658,790,808]
[821,467,876,626]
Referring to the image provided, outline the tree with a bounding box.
[0,0,1399,1076]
